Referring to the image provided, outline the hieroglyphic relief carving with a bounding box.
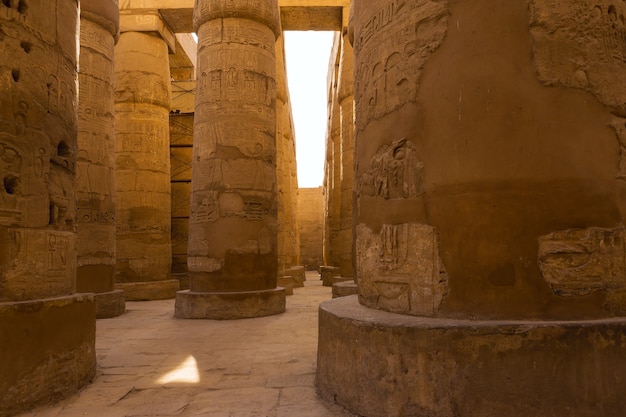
[610,117,626,179]
[359,138,424,199]
[538,226,626,296]
[529,0,626,116]
[356,223,448,316]
[353,0,449,130]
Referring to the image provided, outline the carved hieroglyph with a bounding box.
[187,0,280,292]
[359,137,424,199]
[114,29,173,291]
[529,0,626,116]
[77,1,118,296]
[352,0,448,131]
[538,226,626,296]
[357,223,448,316]
[0,0,79,301]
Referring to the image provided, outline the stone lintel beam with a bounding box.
[170,33,197,80]
[121,0,349,32]
[119,10,176,53]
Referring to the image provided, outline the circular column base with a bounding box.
[175,287,286,319]
[94,289,125,318]
[0,294,96,416]
[332,280,357,298]
[115,279,179,301]
[317,296,626,417]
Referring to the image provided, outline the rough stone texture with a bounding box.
[77,0,125,318]
[176,0,285,319]
[115,280,180,301]
[0,295,96,417]
[356,223,448,317]
[538,226,626,297]
[0,1,97,413]
[317,296,626,417]
[337,31,355,279]
[320,266,340,287]
[332,280,358,298]
[285,265,306,287]
[297,187,324,270]
[114,26,176,300]
[170,113,194,290]
[277,276,294,295]
[351,0,626,320]
[175,288,286,319]
[275,34,300,277]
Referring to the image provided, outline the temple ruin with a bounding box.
[2,0,626,416]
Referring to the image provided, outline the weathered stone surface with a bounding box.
[0,2,96,412]
[356,223,448,316]
[94,289,126,318]
[350,0,626,319]
[332,280,357,298]
[114,26,173,299]
[77,0,124,318]
[115,280,179,301]
[320,266,340,287]
[539,226,626,297]
[0,295,96,417]
[277,276,294,295]
[176,0,285,319]
[318,296,626,417]
[297,187,324,271]
[175,288,286,319]
[285,265,306,287]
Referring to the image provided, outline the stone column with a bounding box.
[114,11,178,300]
[176,0,286,319]
[275,33,288,276]
[337,27,355,279]
[0,1,95,414]
[77,0,125,318]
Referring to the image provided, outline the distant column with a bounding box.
[114,11,178,300]
[77,0,125,318]
[337,29,355,279]
[0,1,95,414]
[176,0,285,319]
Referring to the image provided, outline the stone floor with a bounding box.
[19,272,357,417]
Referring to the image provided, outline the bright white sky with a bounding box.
[284,31,336,188]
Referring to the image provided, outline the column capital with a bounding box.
[193,0,281,38]
[119,10,176,53]
[82,0,120,38]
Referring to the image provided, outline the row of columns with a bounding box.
[1,0,302,413]
[322,21,355,288]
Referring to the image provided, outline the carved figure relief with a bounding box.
[538,226,626,296]
[360,138,424,199]
[529,0,626,116]
[354,0,449,129]
[356,223,448,316]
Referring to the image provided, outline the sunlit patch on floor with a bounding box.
[156,355,200,384]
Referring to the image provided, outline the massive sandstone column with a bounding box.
[337,27,355,279]
[77,0,125,318]
[175,0,286,319]
[0,1,95,414]
[317,1,626,416]
[114,11,178,300]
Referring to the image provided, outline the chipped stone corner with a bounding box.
[356,222,449,316]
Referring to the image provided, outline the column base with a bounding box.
[285,266,305,287]
[277,276,294,295]
[332,280,357,298]
[95,289,125,318]
[115,279,179,301]
[320,266,340,286]
[0,294,96,416]
[175,288,286,319]
[317,296,626,417]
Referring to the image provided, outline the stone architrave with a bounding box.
[0,1,95,414]
[114,12,178,300]
[175,0,286,319]
[77,0,125,318]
